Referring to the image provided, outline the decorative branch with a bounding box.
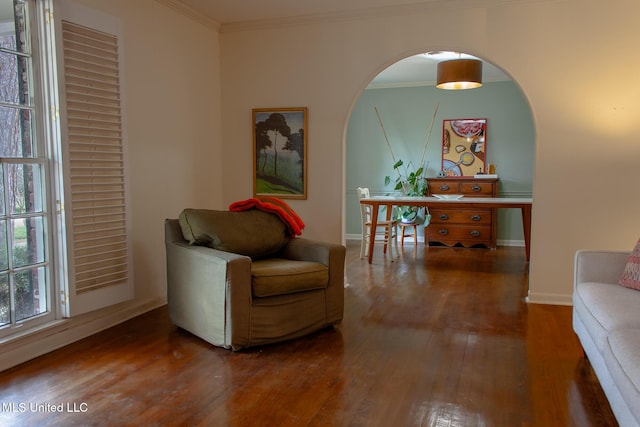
[374,106,403,179]
[419,101,440,170]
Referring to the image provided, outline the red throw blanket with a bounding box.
[229,197,305,237]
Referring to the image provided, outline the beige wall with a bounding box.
[220,0,640,305]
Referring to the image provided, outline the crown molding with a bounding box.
[156,0,557,34]
[218,0,549,33]
[155,0,221,30]
[366,77,509,90]
[367,80,438,90]
[219,1,448,33]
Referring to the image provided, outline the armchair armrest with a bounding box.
[281,237,344,265]
[281,237,346,324]
[281,237,346,290]
[574,249,630,288]
[165,240,252,350]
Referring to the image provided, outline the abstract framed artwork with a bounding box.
[253,107,308,199]
[441,118,487,176]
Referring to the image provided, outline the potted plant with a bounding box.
[384,160,428,223]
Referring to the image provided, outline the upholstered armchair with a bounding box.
[164,208,345,351]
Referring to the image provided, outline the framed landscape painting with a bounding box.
[442,118,487,176]
[253,107,307,199]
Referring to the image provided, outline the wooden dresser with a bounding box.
[426,177,499,248]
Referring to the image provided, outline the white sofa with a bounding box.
[573,250,640,427]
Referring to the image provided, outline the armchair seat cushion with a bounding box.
[251,258,329,297]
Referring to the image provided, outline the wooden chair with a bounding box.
[356,187,398,259]
[398,208,429,257]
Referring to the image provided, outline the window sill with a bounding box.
[0,319,70,347]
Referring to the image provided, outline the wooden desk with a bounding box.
[360,196,533,263]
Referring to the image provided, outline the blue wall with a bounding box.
[346,81,535,244]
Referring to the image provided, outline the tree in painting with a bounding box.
[254,110,305,197]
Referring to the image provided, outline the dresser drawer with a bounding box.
[428,181,460,194]
[460,182,494,195]
[429,208,492,225]
[427,225,492,245]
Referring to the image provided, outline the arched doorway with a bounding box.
[344,51,535,257]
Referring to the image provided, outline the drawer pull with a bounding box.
[471,185,481,192]
[470,230,481,237]
[471,215,481,221]
[438,229,449,235]
[439,185,450,191]
[439,214,449,220]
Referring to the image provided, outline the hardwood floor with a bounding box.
[0,243,617,426]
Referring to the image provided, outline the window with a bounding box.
[0,0,53,335]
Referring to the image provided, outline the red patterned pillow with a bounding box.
[619,238,640,290]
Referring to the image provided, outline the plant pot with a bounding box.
[399,207,420,224]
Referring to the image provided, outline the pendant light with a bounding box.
[436,58,483,90]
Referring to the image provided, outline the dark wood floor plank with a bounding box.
[0,243,618,426]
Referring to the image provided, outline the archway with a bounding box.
[344,50,535,259]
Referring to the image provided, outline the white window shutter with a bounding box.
[55,2,133,316]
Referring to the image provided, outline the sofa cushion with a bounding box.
[604,329,640,424]
[251,258,328,297]
[179,209,290,259]
[619,238,640,290]
[574,281,640,352]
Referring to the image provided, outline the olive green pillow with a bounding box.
[179,209,290,259]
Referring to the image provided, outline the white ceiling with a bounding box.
[175,0,511,87]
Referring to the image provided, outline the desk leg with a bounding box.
[521,205,532,262]
[368,204,379,263]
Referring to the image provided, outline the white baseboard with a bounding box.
[497,239,525,247]
[0,297,166,372]
[525,292,572,306]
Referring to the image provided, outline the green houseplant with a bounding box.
[384,159,427,197]
[384,159,428,223]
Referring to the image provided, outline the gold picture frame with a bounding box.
[252,107,308,199]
